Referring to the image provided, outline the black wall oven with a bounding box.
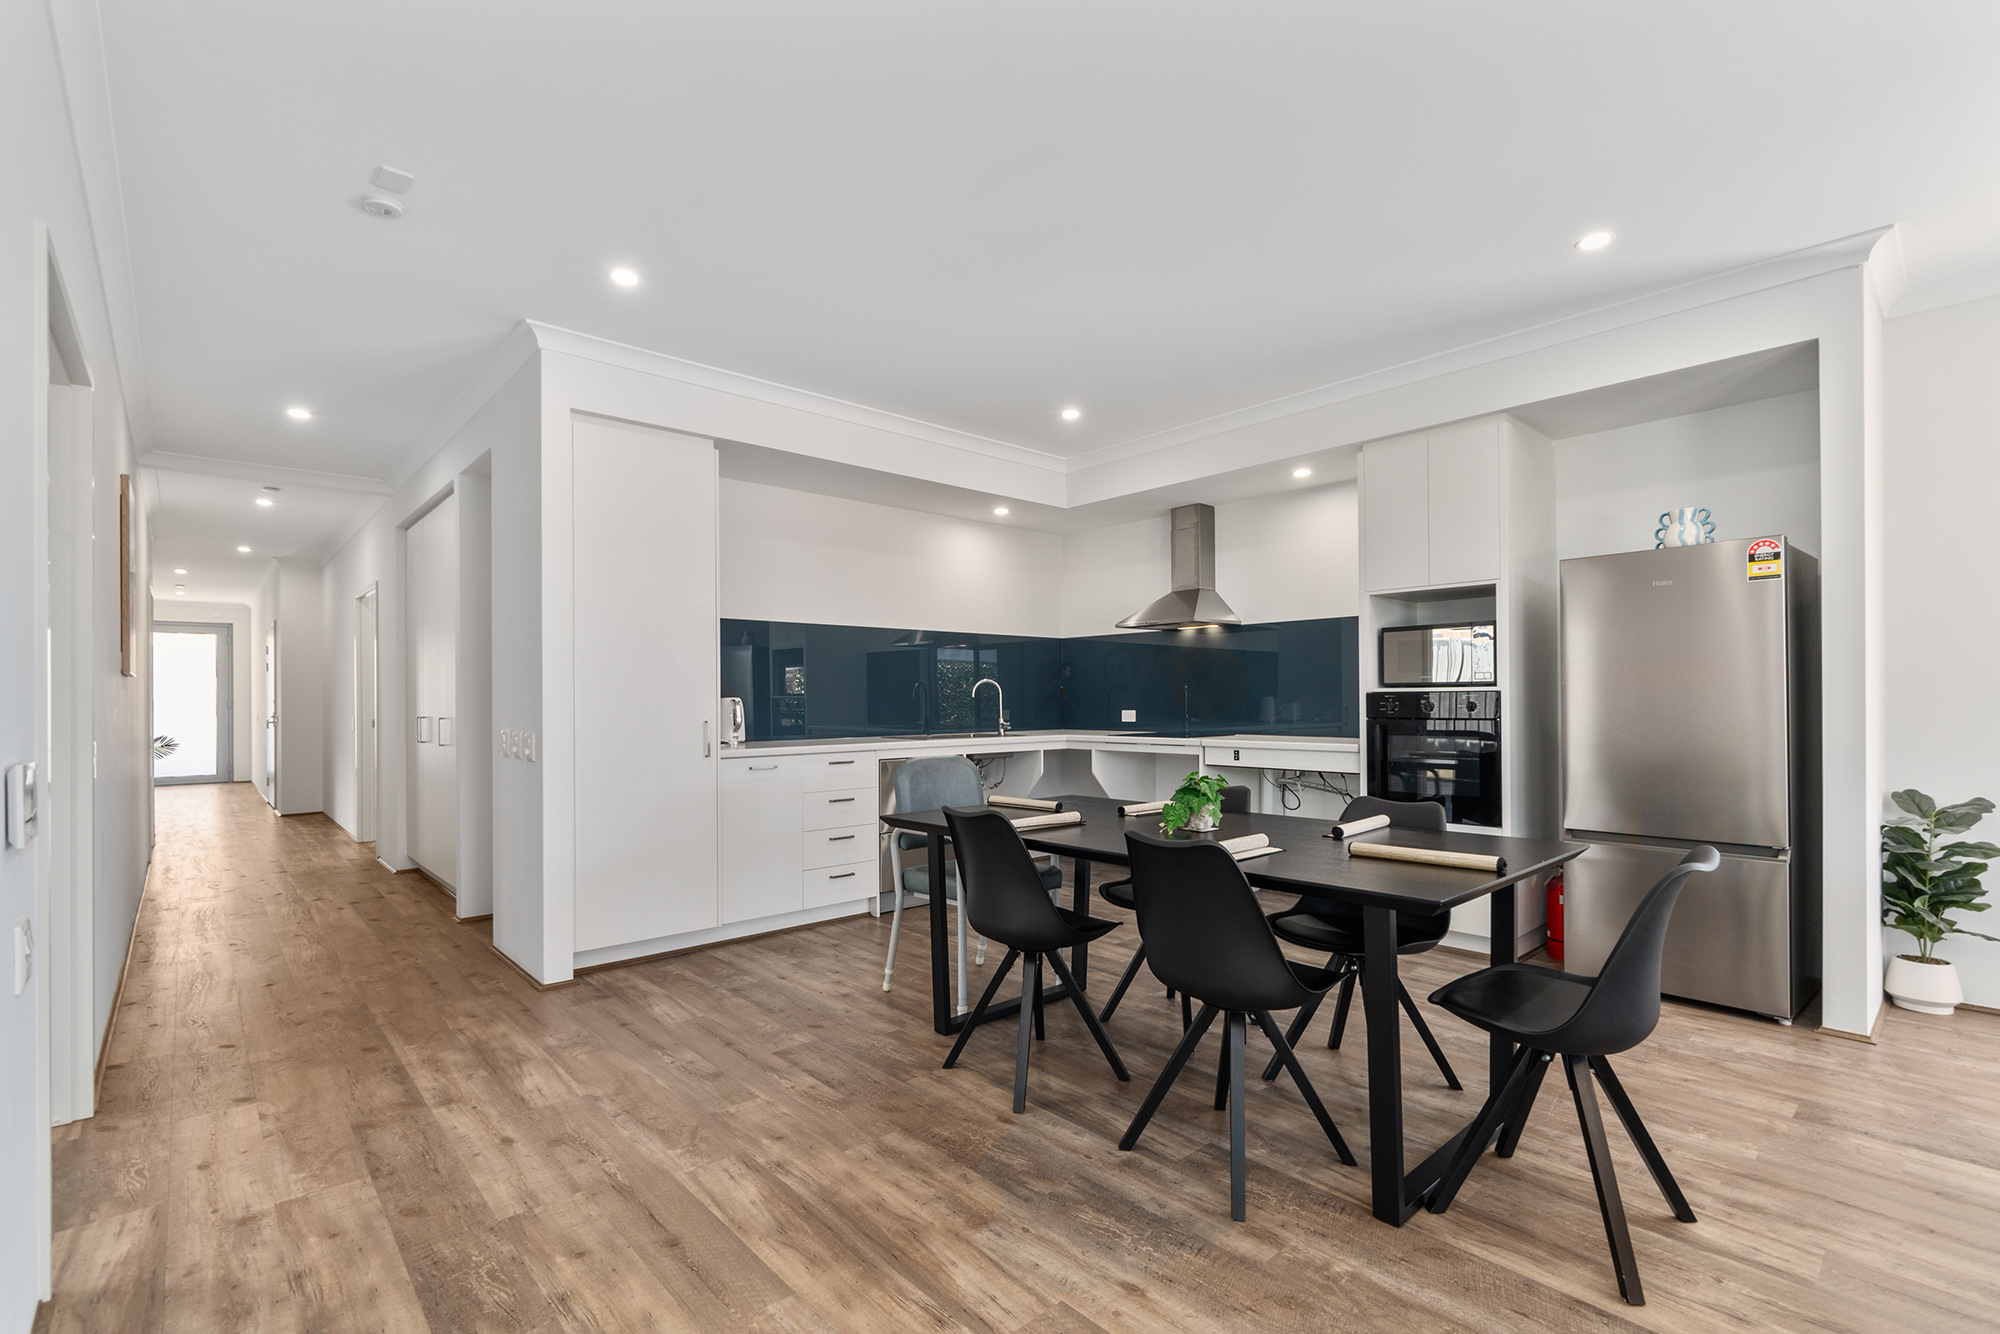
[1365,690,1502,828]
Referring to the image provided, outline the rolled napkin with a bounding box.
[1009,810,1084,831]
[1328,813,1391,840]
[1348,841,1505,874]
[988,795,1061,812]
[1220,832,1282,861]
[1117,799,1167,817]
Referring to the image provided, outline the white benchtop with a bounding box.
[721,730,1360,761]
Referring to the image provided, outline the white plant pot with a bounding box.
[1884,953,1962,1015]
[1186,806,1219,832]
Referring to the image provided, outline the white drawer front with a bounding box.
[803,823,875,870]
[803,860,876,910]
[804,786,875,830]
[802,752,875,792]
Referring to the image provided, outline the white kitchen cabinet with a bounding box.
[804,786,874,830]
[803,861,875,910]
[801,752,871,791]
[1426,427,1502,585]
[721,757,804,924]
[1361,424,1503,591]
[572,418,720,952]
[1361,436,1430,592]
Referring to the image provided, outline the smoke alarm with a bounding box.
[360,194,404,219]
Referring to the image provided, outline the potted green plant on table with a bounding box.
[1161,771,1229,834]
[1881,789,1999,1014]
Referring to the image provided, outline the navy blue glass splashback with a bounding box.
[720,617,1358,742]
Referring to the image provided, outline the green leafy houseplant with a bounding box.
[1160,771,1229,834]
[152,735,178,760]
[1881,789,1999,963]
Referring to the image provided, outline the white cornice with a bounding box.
[383,321,543,494]
[138,450,393,495]
[526,320,1068,475]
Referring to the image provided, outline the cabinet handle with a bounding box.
[703,720,712,757]
[828,834,855,841]
[749,764,777,771]
[830,759,855,766]
[829,872,856,880]
[828,796,855,803]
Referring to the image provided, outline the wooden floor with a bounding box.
[39,783,2000,1332]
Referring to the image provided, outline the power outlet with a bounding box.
[1120,709,1137,723]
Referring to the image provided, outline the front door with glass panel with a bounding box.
[153,623,234,785]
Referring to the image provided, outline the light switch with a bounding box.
[523,732,536,762]
[1120,709,1137,723]
[438,717,453,747]
[416,716,432,743]
[498,728,509,756]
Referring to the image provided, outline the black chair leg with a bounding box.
[1261,988,1324,1082]
[1566,1053,1644,1306]
[1013,954,1041,1113]
[1252,1010,1355,1165]
[1397,979,1463,1091]
[1043,949,1129,1081]
[1213,1032,1231,1111]
[1120,1005,1220,1151]
[1589,1056,1696,1223]
[1226,1012,1248,1221]
[1098,944,1148,1024]
[1495,1050,1552,1158]
[1032,959,1046,1041]
[1326,969,1357,1049]
[1181,992,1193,1031]
[943,949,1019,1070]
[1426,1044,1536,1215]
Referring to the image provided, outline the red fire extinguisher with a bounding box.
[1546,870,1565,964]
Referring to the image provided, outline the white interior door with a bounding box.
[408,495,460,887]
[572,417,719,952]
[356,587,378,843]
[263,624,276,798]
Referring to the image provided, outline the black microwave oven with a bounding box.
[1378,622,1495,687]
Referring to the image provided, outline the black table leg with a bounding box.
[928,833,952,1035]
[1071,856,1091,989]
[1362,904,1409,1224]
[1489,882,1518,1090]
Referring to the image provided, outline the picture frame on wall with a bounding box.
[120,473,134,676]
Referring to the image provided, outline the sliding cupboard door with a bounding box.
[409,492,459,887]
[572,417,719,952]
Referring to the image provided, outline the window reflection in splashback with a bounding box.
[721,617,1357,742]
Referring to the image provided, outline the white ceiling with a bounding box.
[146,470,382,603]
[94,4,2000,528]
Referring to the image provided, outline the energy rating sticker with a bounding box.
[1747,536,1784,581]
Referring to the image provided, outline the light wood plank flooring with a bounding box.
[40,782,2000,1331]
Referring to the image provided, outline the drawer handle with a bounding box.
[830,759,855,766]
[828,796,856,803]
[828,834,855,841]
[829,871,856,880]
[749,764,777,771]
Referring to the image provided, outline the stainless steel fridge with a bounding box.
[1559,537,1820,1021]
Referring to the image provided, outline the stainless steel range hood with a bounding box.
[1116,503,1243,629]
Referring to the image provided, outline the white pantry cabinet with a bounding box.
[572,418,720,952]
[1362,423,1503,591]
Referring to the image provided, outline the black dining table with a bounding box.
[879,793,1588,1225]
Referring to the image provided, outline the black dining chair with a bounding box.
[939,806,1130,1113]
[1116,831,1357,1221]
[1259,796,1462,1090]
[1098,784,1250,1028]
[1421,846,1720,1307]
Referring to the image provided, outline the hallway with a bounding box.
[39,783,2000,1332]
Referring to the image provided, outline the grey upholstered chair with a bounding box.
[884,756,1063,1013]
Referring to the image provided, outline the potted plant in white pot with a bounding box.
[1881,789,1998,1014]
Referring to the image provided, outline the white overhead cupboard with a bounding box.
[1361,421,1507,593]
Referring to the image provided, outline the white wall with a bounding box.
[2,0,155,1319]
[719,479,1065,636]
[1555,391,1821,560]
[159,600,252,782]
[275,563,325,815]
[1060,482,1359,637]
[1884,294,2000,1008]
[251,565,276,804]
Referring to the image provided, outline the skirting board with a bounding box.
[573,898,871,973]
[488,942,578,991]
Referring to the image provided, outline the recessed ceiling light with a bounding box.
[174,568,187,574]
[286,406,311,420]
[1060,407,1081,421]
[256,497,274,506]
[237,546,252,553]
[610,268,640,287]
[1293,467,1312,478]
[993,507,1010,516]
[174,590,184,595]
[1575,231,1614,252]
